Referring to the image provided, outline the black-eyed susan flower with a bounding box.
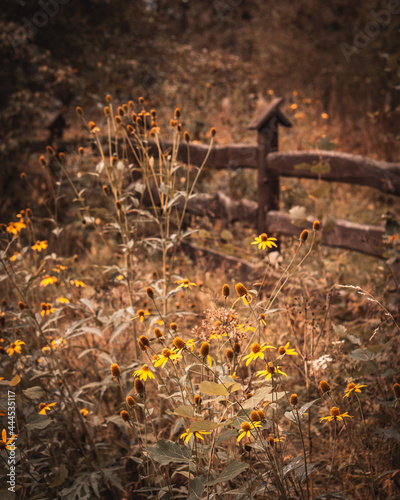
[290,394,299,407]
[131,309,150,322]
[0,429,17,451]
[31,240,48,252]
[242,342,276,366]
[237,421,262,442]
[237,323,255,334]
[277,342,298,356]
[320,407,353,423]
[343,382,366,398]
[40,276,58,287]
[257,362,287,380]
[234,283,252,306]
[41,303,56,317]
[7,220,26,235]
[259,313,267,326]
[153,348,182,369]
[70,280,86,288]
[57,296,70,304]
[133,364,155,382]
[175,278,196,290]
[251,233,278,250]
[7,340,25,356]
[39,402,57,415]
[80,408,89,416]
[180,428,211,444]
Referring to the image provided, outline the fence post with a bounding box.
[248,98,292,234]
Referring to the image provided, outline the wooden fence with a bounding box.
[146,98,400,258]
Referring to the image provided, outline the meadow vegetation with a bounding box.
[0,96,399,499]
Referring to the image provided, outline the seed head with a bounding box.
[278,345,286,355]
[194,395,202,406]
[226,348,234,361]
[39,403,47,411]
[138,96,144,105]
[118,106,124,116]
[267,362,276,374]
[257,409,265,421]
[127,124,134,134]
[89,121,96,131]
[103,185,110,195]
[246,392,253,400]
[299,229,309,242]
[78,147,84,156]
[18,301,27,310]
[154,328,163,339]
[290,394,298,407]
[330,407,340,417]
[200,342,210,357]
[104,106,111,116]
[170,322,178,331]
[115,200,122,211]
[319,380,331,393]
[106,94,112,103]
[177,123,182,132]
[134,378,145,395]
[393,383,400,399]
[146,287,154,299]
[222,284,230,297]
[313,220,320,231]
[111,363,121,379]
[235,283,248,297]
[170,119,177,127]
[115,115,122,124]
[174,108,181,118]
[121,410,130,422]
[347,382,356,391]
[267,436,275,447]
[126,396,135,407]
[233,342,240,354]
[39,155,47,167]
[20,172,26,180]
[58,152,65,161]
[251,342,261,354]
[210,127,216,137]
[184,131,190,142]
[162,348,172,358]
[139,335,150,348]
[173,337,186,350]
[76,106,83,116]
[250,410,260,422]
[128,100,135,109]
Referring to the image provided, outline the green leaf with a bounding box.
[199,380,240,396]
[242,386,272,409]
[187,475,207,500]
[221,229,233,241]
[374,469,400,486]
[49,464,68,488]
[310,161,331,175]
[316,135,336,151]
[206,460,248,486]
[147,440,191,466]
[167,405,195,418]
[285,399,319,423]
[22,386,46,400]
[26,413,51,430]
[349,348,378,361]
[333,324,361,346]
[294,162,312,171]
[310,184,330,199]
[188,420,226,433]
[215,429,238,445]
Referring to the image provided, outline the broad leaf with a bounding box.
[22,386,45,400]
[188,420,226,433]
[206,460,248,486]
[147,440,191,466]
[199,380,240,396]
[167,405,194,418]
[333,324,361,346]
[242,386,272,409]
[26,413,51,430]
[188,475,207,500]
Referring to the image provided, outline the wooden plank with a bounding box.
[144,140,258,170]
[268,151,400,197]
[248,97,284,130]
[266,211,385,258]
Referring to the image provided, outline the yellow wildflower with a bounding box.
[320,407,353,422]
[7,221,26,235]
[257,362,287,380]
[277,342,298,356]
[80,409,89,416]
[237,421,262,442]
[343,383,367,398]
[31,240,48,252]
[40,276,58,287]
[7,340,25,356]
[57,297,70,304]
[131,309,151,322]
[153,348,182,369]
[0,429,17,451]
[242,342,276,366]
[70,280,86,287]
[133,364,155,382]
[180,428,211,444]
[175,278,196,290]
[38,402,57,415]
[251,233,278,250]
